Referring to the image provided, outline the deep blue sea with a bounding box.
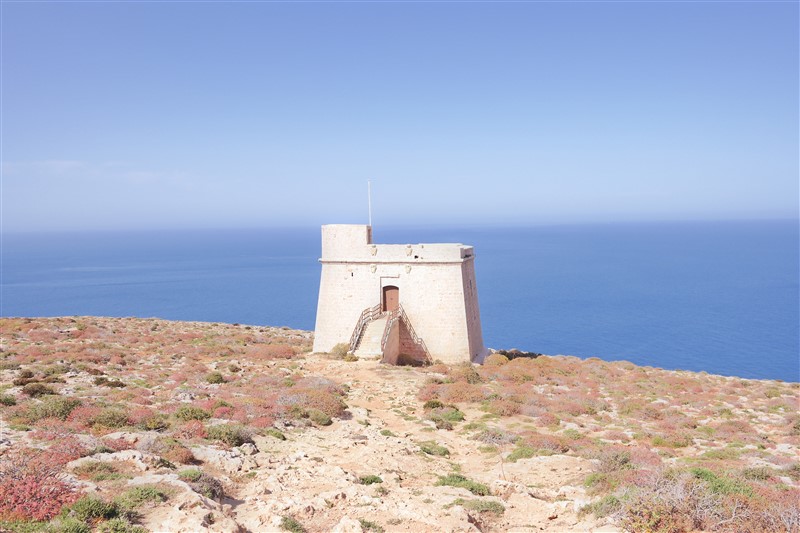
[2,221,798,382]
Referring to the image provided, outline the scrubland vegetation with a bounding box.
[0,317,344,531]
[420,354,800,532]
[0,317,797,532]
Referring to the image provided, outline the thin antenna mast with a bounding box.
[367,179,373,227]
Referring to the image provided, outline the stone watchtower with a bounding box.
[312,225,488,365]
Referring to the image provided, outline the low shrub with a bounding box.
[178,469,223,499]
[65,496,118,522]
[73,461,120,482]
[96,518,147,533]
[0,394,16,406]
[135,412,169,432]
[580,494,621,518]
[280,515,305,533]
[205,372,225,384]
[174,406,210,421]
[507,445,537,462]
[358,519,385,532]
[115,485,169,511]
[452,498,505,515]
[24,396,81,422]
[22,383,56,397]
[91,409,130,429]
[358,475,383,485]
[0,449,80,520]
[155,438,195,465]
[419,441,450,457]
[690,468,753,497]
[435,473,490,496]
[264,427,286,440]
[423,400,444,410]
[206,424,253,447]
[306,408,332,426]
[330,343,350,359]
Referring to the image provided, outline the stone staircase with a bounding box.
[353,316,389,358]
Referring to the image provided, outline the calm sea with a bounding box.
[2,221,798,382]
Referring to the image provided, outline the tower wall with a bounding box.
[312,224,488,364]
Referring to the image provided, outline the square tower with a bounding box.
[312,225,487,365]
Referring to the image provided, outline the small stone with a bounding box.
[239,443,258,455]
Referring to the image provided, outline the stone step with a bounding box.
[353,316,389,358]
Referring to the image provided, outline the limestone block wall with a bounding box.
[312,224,488,364]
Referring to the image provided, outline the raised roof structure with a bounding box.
[312,225,487,365]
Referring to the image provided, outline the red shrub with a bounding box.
[102,437,136,451]
[522,432,569,453]
[439,381,486,404]
[536,413,560,427]
[175,420,207,439]
[66,405,103,430]
[488,398,522,417]
[0,449,81,520]
[417,383,441,402]
[250,416,276,429]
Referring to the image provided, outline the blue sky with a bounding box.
[2,1,798,232]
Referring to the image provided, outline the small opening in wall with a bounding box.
[351,273,354,277]
[414,255,419,259]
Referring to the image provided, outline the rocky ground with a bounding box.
[0,317,797,532]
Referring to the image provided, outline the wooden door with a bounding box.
[382,285,399,312]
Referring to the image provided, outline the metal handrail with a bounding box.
[349,304,382,352]
[381,305,431,363]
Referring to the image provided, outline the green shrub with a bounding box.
[22,383,56,397]
[73,461,121,482]
[264,427,286,440]
[280,515,305,533]
[178,468,202,482]
[55,517,92,533]
[205,372,225,384]
[423,400,444,410]
[136,413,170,431]
[174,406,210,421]
[435,473,490,496]
[439,408,465,422]
[580,495,621,518]
[92,409,130,429]
[380,429,396,437]
[115,485,169,511]
[96,518,147,533]
[206,424,253,447]
[431,417,453,430]
[306,408,332,426]
[330,343,350,359]
[65,496,118,522]
[690,468,753,496]
[741,466,773,481]
[506,445,536,463]
[0,394,16,406]
[25,396,81,421]
[419,441,450,457]
[451,498,505,515]
[358,475,383,485]
[358,519,385,532]
[700,447,740,460]
[178,469,223,499]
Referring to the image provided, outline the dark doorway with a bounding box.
[382,285,399,312]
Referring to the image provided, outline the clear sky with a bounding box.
[2,1,798,232]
